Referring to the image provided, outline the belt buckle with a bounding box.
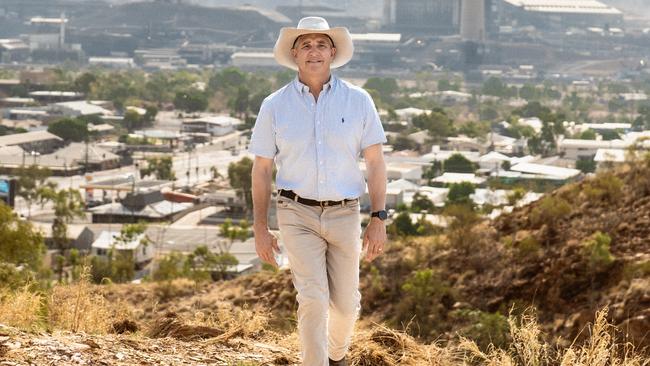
[320,200,327,208]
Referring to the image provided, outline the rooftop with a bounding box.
[503,0,622,15]
[0,131,62,146]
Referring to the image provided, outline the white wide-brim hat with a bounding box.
[273,16,354,71]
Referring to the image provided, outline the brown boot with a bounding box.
[329,357,348,366]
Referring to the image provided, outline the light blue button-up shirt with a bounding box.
[249,75,386,201]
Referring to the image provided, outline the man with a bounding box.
[249,16,387,366]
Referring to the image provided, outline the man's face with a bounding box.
[291,33,336,76]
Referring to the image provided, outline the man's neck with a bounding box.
[298,72,331,101]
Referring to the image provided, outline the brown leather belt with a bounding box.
[278,189,357,208]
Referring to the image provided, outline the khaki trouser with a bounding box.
[277,197,362,366]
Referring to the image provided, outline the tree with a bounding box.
[412,109,454,143]
[16,164,52,218]
[388,211,417,236]
[110,223,149,283]
[219,218,250,253]
[51,188,85,281]
[185,245,217,282]
[438,79,460,91]
[390,134,417,151]
[411,192,435,213]
[0,202,46,272]
[152,251,186,281]
[140,156,176,181]
[47,118,88,142]
[481,77,513,98]
[73,72,97,94]
[576,157,597,173]
[229,86,250,118]
[228,157,254,212]
[363,77,398,104]
[443,154,476,173]
[579,129,597,140]
[174,89,208,113]
[446,182,476,206]
[518,84,539,101]
[123,110,142,132]
[208,67,246,92]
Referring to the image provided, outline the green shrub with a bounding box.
[583,172,623,204]
[452,309,510,351]
[152,252,186,281]
[622,260,650,281]
[530,196,571,229]
[514,236,541,259]
[583,232,615,270]
[396,269,451,338]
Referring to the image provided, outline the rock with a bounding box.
[115,352,125,360]
[69,342,91,352]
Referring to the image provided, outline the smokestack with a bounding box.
[59,12,66,48]
[460,0,485,42]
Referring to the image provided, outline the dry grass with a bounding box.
[47,267,115,334]
[350,323,455,366]
[0,285,44,331]
[559,309,648,366]
[458,308,649,366]
[147,305,270,343]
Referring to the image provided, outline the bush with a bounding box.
[446,182,475,206]
[583,232,615,271]
[452,309,510,351]
[152,252,186,281]
[529,196,571,229]
[583,172,623,204]
[397,269,451,338]
[506,235,541,259]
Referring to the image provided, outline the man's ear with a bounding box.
[291,48,298,59]
[330,47,337,60]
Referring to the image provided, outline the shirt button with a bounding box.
[318,141,322,144]
[320,161,323,165]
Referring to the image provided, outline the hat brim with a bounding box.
[273,27,354,71]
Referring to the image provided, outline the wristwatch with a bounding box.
[371,210,388,221]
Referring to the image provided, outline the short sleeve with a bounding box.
[248,100,276,159]
[360,91,387,150]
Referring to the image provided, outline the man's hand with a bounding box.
[362,217,387,262]
[254,227,281,267]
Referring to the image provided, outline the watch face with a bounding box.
[373,210,387,220]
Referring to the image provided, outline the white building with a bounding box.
[52,101,114,117]
[557,138,629,160]
[231,52,278,68]
[182,116,243,136]
[91,230,153,267]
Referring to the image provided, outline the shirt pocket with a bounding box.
[327,112,363,152]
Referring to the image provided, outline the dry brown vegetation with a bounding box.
[2,159,650,364]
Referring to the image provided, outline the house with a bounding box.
[182,116,243,136]
[431,173,486,186]
[0,130,63,154]
[594,148,626,171]
[89,190,192,224]
[509,162,581,181]
[421,145,481,164]
[52,101,113,117]
[91,230,153,269]
[557,138,629,160]
[445,136,488,154]
[434,90,472,105]
[479,151,511,172]
[394,107,430,121]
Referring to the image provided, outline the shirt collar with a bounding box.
[293,75,337,94]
